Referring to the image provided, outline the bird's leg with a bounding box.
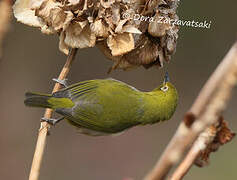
[52,78,68,88]
[41,117,64,126]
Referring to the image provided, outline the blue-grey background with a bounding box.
[0,1,237,180]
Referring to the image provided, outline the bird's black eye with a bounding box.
[160,86,169,92]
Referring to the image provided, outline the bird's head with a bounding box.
[148,72,179,122]
[153,72,178,98]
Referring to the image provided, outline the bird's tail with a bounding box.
[24,92,55,109]
[24,92,75,109]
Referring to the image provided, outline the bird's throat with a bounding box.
[140,92,177,125]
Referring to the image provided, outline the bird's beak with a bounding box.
[164,72,170,84]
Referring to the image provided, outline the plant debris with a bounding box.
[195,116,236,167]
[13,0,179,72]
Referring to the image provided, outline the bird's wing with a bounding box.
[53,80,97,100]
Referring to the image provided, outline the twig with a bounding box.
[29,48,78,180]
[170,78,236,180]
[144,41,237,180]
[169,126,217,180]
[0,0,12,58]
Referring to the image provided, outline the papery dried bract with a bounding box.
[13,0,45,27]
[65,23,96,49]
[35,0,73,31]
[107,33,134,56]
[148,13,170,37]
[90,19,110,38]
[59,31,70,55]
[195,117,236,167]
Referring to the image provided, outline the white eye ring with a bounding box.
[160,86,169,92]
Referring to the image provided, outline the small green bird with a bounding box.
[24,73,178,136]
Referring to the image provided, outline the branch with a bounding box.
[0,0,12,58]
[170,115,235,179]
[169,126,217,180]
[144,41,237,180]
[29,48,78,180]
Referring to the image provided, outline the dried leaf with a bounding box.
[65,22,96,48]
[59,31,70,55]
[115,19,128,33]
[90,19,110,37]
[107,33,134,56]
[35,0,73,31]
[122,25,142,34]
[13,0,45,27]
[68,0,80,6]
[195,117,235,167]
[148,13,171,37]
[97,40,135,71]
[100,0,115,8]
[111,2,120,25]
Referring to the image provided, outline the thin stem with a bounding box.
[0,0,12,58]
[29,48,78,180]
[144,41,237,180]
[169,126,217,180]
[168,150,199,180]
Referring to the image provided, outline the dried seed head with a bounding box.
[13,0,179,72]
[195,116,236,167]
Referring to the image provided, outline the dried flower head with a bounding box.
[13,0,179,72]
[195,116,236,167]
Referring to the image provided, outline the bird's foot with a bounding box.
[41,117,64,126]
[53,78,68,87]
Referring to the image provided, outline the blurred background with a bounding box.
[1,0,237,180]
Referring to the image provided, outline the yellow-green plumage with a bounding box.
[24,77,178,136]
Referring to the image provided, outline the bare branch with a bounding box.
[29,48,78,180]
[0,0,12,58]
[169,126,217,180]
[144,41,237,180]
[170,117,235,180]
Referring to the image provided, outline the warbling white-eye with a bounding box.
[24,73,178,136]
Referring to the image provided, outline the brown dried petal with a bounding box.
[90,19,109,37]
[13,0,45,27]
[50,9,73,31]
[111,2,120,25]
[122,25,142,34]
[35,0,59,22]
[124,35,160,66]
[195,117,235,167]
[35,0,73,31]
[65,22,96,48]
[115,19,128,33]
[40,24,55,34]
[68,0,80,6]
[59,31,70,55]
[157,49,165,67]
[97,40,136,71]
[107,33,135,56]
[100,0,115,8]
[31,0,45,9]
[216,119,235,145]
[166,38,175,53]
[148,13,171,37]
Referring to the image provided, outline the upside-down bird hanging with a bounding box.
[24,73,178,136]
